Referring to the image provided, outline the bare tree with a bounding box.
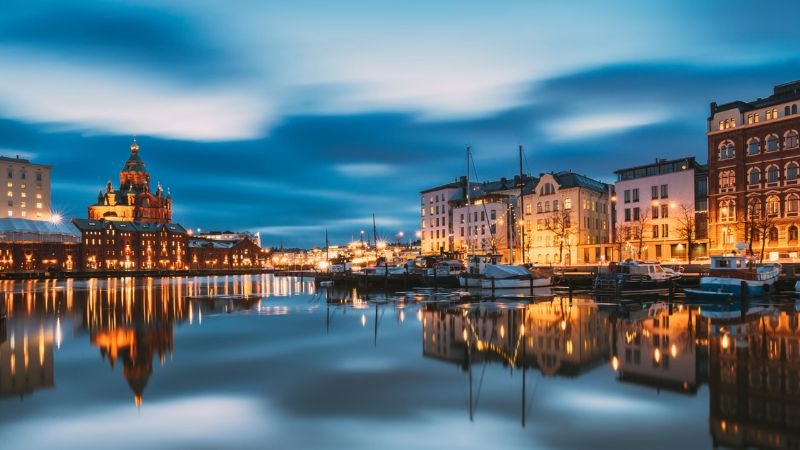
[613,223,629,261]
[673,203,696,264]
[632,207,651,259]
[544,209,574,264]
[755,206,778,264]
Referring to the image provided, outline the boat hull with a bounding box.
[480,277,552,289]
[694,276,777,298]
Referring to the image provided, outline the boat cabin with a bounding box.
[466,254,502,275]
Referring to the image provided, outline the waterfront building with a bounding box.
[421,176,528,262]
[0,218,81,272]
[89,138,173,224]
[72,219,188,270]
[708,81,800,258]
[1,155,52,220]
[521,171,611,265]
[195,230,262,247]
[188,236,264,269]
[613,157,708,261]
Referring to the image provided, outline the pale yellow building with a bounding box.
[1,155,51,221]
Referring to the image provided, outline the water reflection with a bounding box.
[3,277,800,450]
[0,275,313,405]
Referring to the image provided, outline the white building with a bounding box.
[1,155,52,221]
[522,171,611,265]
[613,157,707,261]
[420,177,464,255]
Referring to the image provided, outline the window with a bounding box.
[544,201,551,212]
[767,165,780,183]
[767,195,780,217]
[719,141,735,160]
[718,121,724,130]
[748,138,760,155]
[767,108,778,120]
[787,162,800,181]
[748,198,761,218]
[786,130,799,149]
[719,170,735,192]
[769,226,779,242]
[789,225,799,241]
[748,114,754,124]
[787,106,792,116]
[624,208,631,222]
[632,188,639,202]
[754,113,760,123]
[525,204,531,214]
[652,208,659,219]
[624,190,631,203]
[537,202,542,213]
[787,194,799,216]
[652,225,659,239]
[661,223,669,238]
[766,134,779,152]
[749,167,761,186]
[564,198,571,209]
[490,210,496,220]
[20,170,25,180]
[651,185,658,200]
[36,173,42,182]
[6,200,10,207]
[794,105,798,115]
[633,207,640,221]
[660,184,668,198]
[661,204,668,218]
[719,199,735,222]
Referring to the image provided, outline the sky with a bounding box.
[1,0,799,247]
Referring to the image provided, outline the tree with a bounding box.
[754,207,777,264]
[673,203,697,264]
[632,207,651,259]
[613,223,630,261]
[544,209,574,265]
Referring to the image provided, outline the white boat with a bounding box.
[685,255,781,300]
[480,264,552,289]
[459,254,499,288]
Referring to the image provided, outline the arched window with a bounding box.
[553,199,559,211]
[766,195,781,217]
[750,227,760,243]
[747,197,761,218]
[786,106,791,116]
[768,226,779,242]
[540,183,555,196]
[786,161,799,182]
[789,225,799,241]
[766,165,780,183]
[719,141,735,160]
[787,193,800,216]
[786,130,799,149]
[748,167,761,186]
[766,134,779,152]
[748,138,761,156]
[719,199,736,222]
[719,170,736,192]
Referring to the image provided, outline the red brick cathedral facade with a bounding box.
[89,138,173,223]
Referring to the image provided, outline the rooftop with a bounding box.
[711,80,800,116]
[0,218,80,243]
[614,157,701,182]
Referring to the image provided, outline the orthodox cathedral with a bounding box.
[88,138,173,223]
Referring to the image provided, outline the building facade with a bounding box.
[89,139,173,224]
[708,81,800,258]
[420,177,465,255]
[73,219,188,270]
[522,172,611,265]
[188,237,264,269]
[1,155,52,221]
[614,157,708,261]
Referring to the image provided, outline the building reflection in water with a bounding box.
[708,308,800,450]
[0,274,308,406]
[422,297,611,376]
[611,303,708,394]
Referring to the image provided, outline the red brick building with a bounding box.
[73,219,188,270]
[0,218,81,272]
[708,81,800,258]
[188,237,264,269]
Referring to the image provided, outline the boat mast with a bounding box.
[372,213,378,249]
[466,145,472,260]
[519,144,526,265]
[325,229,330,273]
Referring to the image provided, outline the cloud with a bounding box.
[334,163,394,177]
[545,111,668,141]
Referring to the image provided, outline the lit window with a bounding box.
[718,121,724,130]
[35,193,41,199]
[20,201,25,208]
[36,202,42,209]
[747,114,754,124]
[6,210,11,217]
[20,211,25,217]
[754,113,760,123]
[6,191,10,197]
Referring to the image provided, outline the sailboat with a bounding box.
[458,145,552,289]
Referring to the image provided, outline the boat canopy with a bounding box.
[484,264,530,279]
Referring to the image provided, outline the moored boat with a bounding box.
[594,259,673,291]
[685,255,780,300]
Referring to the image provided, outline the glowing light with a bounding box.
[499,324,505,338]
[611,355,619,371]
[671,344,677,358]
[519,324,525,336]
[462,328,468,341]
[361,314,366,327]
[399,310,405,322]
[721,334,730,350]
[654,348,662,364]
[55,317,62,350]
[417,309,422,322]
[560,320,567,331]
[49,213,63,225]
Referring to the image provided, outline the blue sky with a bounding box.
[1,0,799,246]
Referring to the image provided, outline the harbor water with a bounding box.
[0,274,798,450]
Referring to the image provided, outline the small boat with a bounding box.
[685,255,780,300]
[594,259,673,291]
[480,264,551,289]
[460,254,500,288]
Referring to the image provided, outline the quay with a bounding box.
[0,267,275,281]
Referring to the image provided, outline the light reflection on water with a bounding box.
[0,275,798,450]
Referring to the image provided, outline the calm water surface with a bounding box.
[0,275,797,450]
